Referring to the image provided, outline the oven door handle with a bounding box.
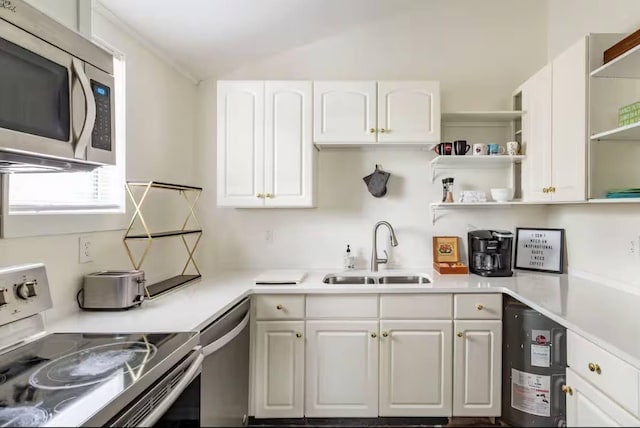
[202,311,250,357]
[71,58,96,159]
[137,346,203,427]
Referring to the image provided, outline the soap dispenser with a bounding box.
[344,245,355,270]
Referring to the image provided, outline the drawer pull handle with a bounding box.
[382,331,389,338]
[561,385,573,395]
[457,331,464,338]
[296,332,302,338]
[588,362,601,374]
[371,332,377,338]
[476,304,484,310]
[276,304,283,310]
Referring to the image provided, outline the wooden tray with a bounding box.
[433,261,469,275]
[604,28,640,64]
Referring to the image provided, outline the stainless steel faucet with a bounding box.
[371,221,399,272]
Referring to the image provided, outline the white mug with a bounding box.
[506,141,520,156]
[473,143,488,156]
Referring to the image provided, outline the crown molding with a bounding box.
[93,1,200,85]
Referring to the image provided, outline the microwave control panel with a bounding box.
[90,80,112,151]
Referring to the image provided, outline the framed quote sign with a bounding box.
[514,228,565,274]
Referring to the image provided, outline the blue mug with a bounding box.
[488,143,505,155]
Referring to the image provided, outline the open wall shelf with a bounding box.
[590,43,640,78]
[441,111,525,123]
[123,180,203,299]
[591,122,640,141]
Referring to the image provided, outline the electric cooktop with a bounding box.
[0,332,194,427]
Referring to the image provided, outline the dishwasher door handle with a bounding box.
[202,311,250,357]
[137,346,203,427]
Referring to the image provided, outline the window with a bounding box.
[8,52,126,214]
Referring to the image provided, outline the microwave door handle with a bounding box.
[71,58,96,159]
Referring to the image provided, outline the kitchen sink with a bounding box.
[322,274,431,285]
[378,275,431,284]
[322,275,376,284]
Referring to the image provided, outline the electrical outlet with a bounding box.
[265,230,274,245]
[630,236,640,257]
[79,236,93,263]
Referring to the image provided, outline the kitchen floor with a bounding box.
[249,417,503,427]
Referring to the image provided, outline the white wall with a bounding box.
[546,0,640,285]
[547,0,640,59]
[0,3,198,321]
[196,0,550,271]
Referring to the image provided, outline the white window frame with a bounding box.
[0,38,128,238]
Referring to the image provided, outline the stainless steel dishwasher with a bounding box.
[200,298,251,426]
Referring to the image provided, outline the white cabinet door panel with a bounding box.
[521,65,552,202]
[453,320,502,417]
[313,81,377,143]
[264,81,314,207]
[566,368,640,427]
[379,320,452,416]
[377,81,440,143]
[217,81,264,207]
[254,321,304,418]
[551,37,587,202]
[305,320,378,417]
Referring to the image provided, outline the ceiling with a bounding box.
[97,0,420,82]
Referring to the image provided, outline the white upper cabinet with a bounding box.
[377,81,441,143]
[217,80,315,208]
[313,80,440,146]
[521,37,587,202]
[264,81,314,207]
[521,64,552,202]
[313,81,377,144]
[551,36,587,202]
[217,81,264,207]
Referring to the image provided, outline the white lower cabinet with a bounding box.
[566,368,640,427]
[305,320,379,417]
[254,321,305,418]
[453,320,502,417]
[379,320,453,416]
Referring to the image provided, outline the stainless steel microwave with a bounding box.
[0,0,116,173]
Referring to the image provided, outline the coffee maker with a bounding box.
[468,230,514,277]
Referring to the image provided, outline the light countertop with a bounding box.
[46,268,640,370]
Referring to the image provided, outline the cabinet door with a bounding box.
[264,81,315,207]
[305,320,379,417]
[313,81,377,144]
[453,320,502,417]
[551,37,587,202]
[521,65,552,202]
[377,81,440,143]
[566,368,640,427]
[217,81,264,207]
[379,320,452,417]
[254,321,304,418]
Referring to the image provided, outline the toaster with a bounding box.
[80,270,146,310]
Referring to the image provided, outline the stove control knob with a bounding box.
[17,281,37,300]
[0,289,8,306]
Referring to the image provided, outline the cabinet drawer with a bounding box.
[380,294,452,319]
[306,295,378,319]
[255,295,305,320]
[567,330,640,416]
[454,294,502,320]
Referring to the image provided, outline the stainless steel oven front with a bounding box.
[0,0,115,172]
